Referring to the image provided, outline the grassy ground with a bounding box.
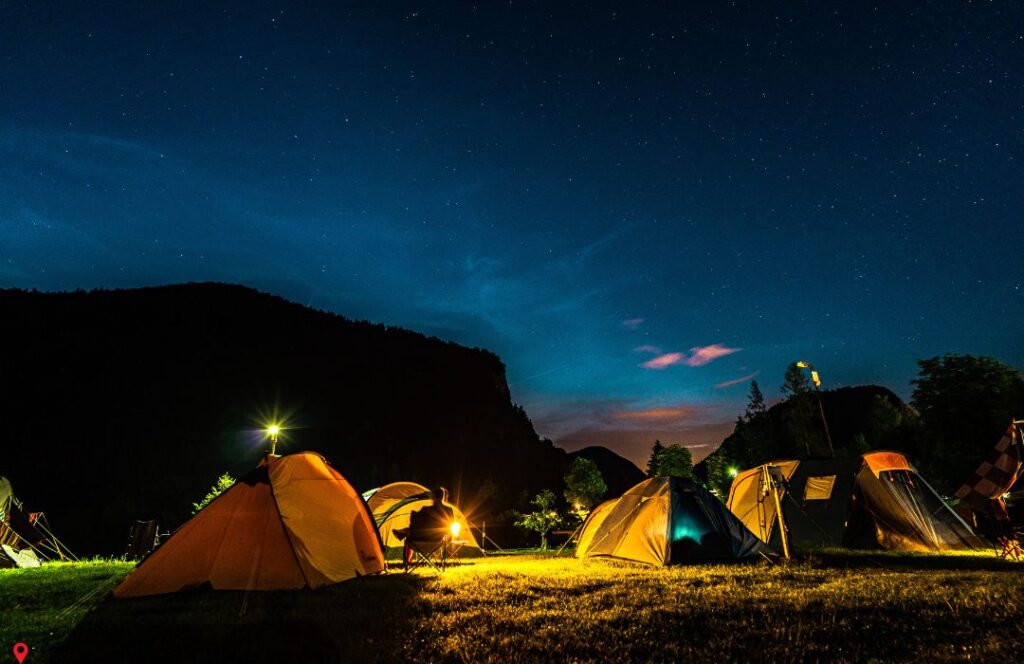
[0,560,133,662]
[1,552,1022,662]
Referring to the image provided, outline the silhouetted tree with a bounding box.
[646,440,665,477]
[648,444,695,480]
[912,354,1024,492]
[745,380,766,420]
[781,362,811,398]
[701,449,735,497]
[563,457,607,511]
[514,490,562,550]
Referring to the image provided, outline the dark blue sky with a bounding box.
[2,1,1022,466]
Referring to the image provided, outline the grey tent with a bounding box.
[0,475,73,566]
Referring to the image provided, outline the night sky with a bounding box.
[2,2,1022,467]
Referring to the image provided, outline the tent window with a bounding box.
[804,476,837,500]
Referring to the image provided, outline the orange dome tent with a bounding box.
[115,452,385,598]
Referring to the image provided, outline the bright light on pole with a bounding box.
[267,424,282,455]
[795,360,834,455]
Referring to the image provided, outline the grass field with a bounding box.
[2,552,1022,662]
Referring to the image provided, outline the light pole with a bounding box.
[267,424,281,455]
[796,361,834,455]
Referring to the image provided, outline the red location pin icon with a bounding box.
[13,643,29,664]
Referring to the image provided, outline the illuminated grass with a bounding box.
[403,553,1023,662]
[0,560,133,662]
[1,553,1021,662]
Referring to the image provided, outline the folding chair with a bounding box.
[404,536,453,573]
[125,519,160,561]
[996,527,1024,561]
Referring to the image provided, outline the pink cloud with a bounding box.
[714,371,760,389]
[612,405,701,422]
[633,345,662,354]
[684,343,741,367]
[622,318,644,329]
[640,352,685,369]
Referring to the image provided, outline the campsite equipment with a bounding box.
[575,476,769,565]
[794,360,835,454]
[124,519,161,561]
[953,421,1024,559]
[0,475,74,567]
[114,452,385,597]
[727,451,984,553]
[363,481,481,558]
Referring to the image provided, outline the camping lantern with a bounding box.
[449,521,461,538]
[267,424,281,455]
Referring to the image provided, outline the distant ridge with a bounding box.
[567,446,645,499]
[0,283,620,554]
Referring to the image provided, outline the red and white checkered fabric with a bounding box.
[954,423,1022,518]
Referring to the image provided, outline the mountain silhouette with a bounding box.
[696,384,919,493]
[567,446,645,499]
[1,283,596,555]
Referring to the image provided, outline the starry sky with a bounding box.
[2,1,1022,467]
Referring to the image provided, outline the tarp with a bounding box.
[954,422,1023,524]
[576,476,769,565]
[114,452,384,597]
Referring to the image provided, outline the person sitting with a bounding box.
[400,486,455,567]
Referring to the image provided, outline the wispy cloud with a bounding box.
[633,344,662,354]
[641,352,685,369]
[715,371,760,389]
[622,318,644,329]
[639,343,741,370]
[612,404,702,422]
[685,343,741,367]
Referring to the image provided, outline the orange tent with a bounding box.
[115,452,384,597]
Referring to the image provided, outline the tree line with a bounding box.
[513,352,1022,549]
[700,353,1023,495]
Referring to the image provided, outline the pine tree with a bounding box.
[646,440,665,477]
[781,362,811,398]
[745,380,766,419]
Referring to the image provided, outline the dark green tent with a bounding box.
[728,451,984,552]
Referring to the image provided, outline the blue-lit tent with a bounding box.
[575,476,769,565]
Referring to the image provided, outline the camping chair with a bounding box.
[997,534,1023,561]
[993,521,1024,561]
[125,520,160,561]
[403,535,455,573]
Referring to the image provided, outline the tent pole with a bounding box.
[765,466,790,560]
[556,521,584,555]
